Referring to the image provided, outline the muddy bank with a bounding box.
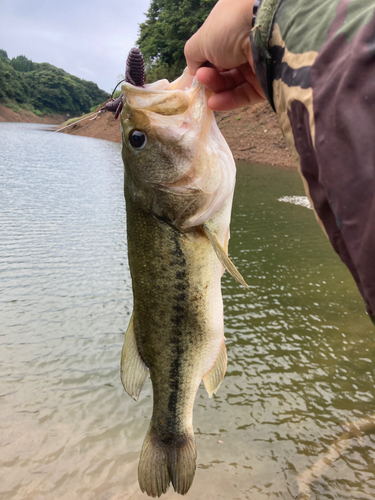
[1,98,296,168]
[59,101,296,168]
[215,102,295,168]
[0,104,66,125]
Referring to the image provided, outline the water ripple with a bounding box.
[0,126,374,499]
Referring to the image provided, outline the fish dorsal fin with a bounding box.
[121,313,149,402]
[203,342,227,397]
[202,224,249,289]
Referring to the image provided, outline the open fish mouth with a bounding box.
[119,61,236,231]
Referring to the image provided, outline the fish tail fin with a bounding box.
[168,432,197,495]
[138,429,196,497]
[138,430,170,498]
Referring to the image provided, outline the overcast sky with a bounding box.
[0,0,152,93]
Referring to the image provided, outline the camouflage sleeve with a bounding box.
[251,0,375,323]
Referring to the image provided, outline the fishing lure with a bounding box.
[105,47,145,119]
[53,47,145,136]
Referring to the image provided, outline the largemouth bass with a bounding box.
[120,69,247,497]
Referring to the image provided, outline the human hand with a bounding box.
[184,0,265,111]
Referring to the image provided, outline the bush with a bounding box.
[34,109,43,117]
[22,102,35,112]
[112,89,122,99]
[2,97,14,108]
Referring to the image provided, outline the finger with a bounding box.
[184,32,208,75]
[207,81,266,111]
[196,67,247,94]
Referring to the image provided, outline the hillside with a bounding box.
[0,49,108,117]
[60,100,295,168]
[0,103,65,124]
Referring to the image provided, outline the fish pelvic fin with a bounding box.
[202,224,249,289]
[138,429,197,497]
[121,313,149,402]
[203,341,227,398]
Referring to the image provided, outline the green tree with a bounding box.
[137,0,217,82]
[10,55,35,72]
[0,58,26,101]
[0,49,109,115]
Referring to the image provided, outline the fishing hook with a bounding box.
[102,47,145,119]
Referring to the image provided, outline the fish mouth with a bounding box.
[121,79,192,118]
[121,70,236,231]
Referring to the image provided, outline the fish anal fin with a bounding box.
[203,341,227,398]
[121,314,149,402]
[203,224,249,289]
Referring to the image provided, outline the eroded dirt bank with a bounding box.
[0,104,66,125]
[59,101,296,168]
[1,100,296,168]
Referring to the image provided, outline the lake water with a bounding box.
[1,122,375,500]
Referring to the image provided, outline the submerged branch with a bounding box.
[296,414,375,499]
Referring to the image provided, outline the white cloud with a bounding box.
[0,0,151,92]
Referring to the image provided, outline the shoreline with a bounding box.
[0,104,67,125]
[1,101,296,168]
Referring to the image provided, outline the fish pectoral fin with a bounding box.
[202,224,249,289]
[121,313,149,402]
[203,341,227,398]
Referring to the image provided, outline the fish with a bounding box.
[120,68,247,498]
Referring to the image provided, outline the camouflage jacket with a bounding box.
[251,0,375,322]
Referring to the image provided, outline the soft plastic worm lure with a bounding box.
[52,48,145,138]
[104,47,145,119]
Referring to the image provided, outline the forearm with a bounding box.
[261,0,375,320]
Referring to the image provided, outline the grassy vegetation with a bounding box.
[59,100,108,127]
[60,113,93,127]
[2,96,45,117]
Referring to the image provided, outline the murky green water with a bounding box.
[1,123,374,500]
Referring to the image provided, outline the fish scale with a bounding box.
[119,64,247,497]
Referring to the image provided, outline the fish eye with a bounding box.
[129,129,147,149]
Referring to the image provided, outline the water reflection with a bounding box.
[0,124,374,500]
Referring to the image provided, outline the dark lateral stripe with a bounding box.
[270,44,312,89]
[166,231,188,435]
